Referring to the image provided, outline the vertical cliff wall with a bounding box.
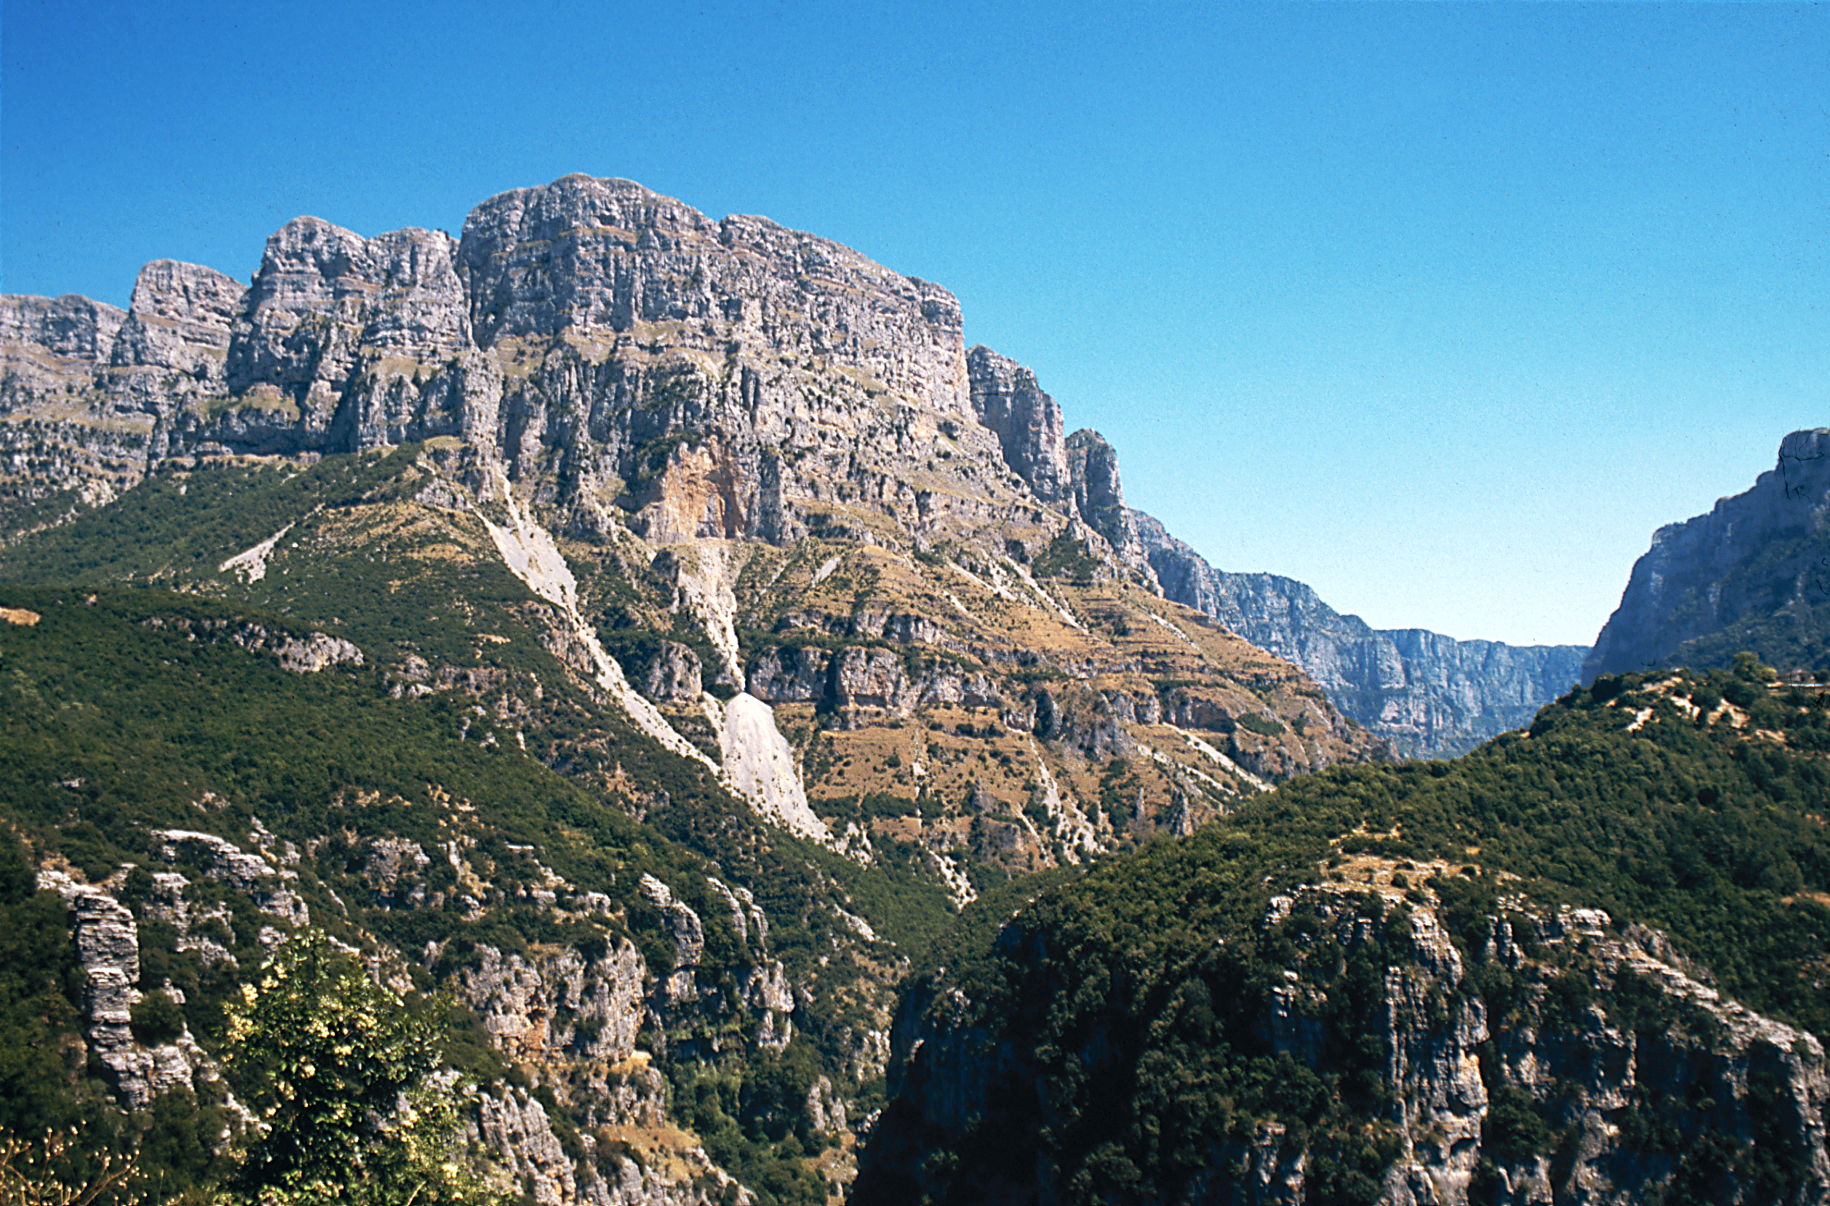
[1586,428,1830,681]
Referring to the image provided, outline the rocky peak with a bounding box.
[111,260,245,375]
[1064,428,1153,578]
[225,216,469,404]
[0,293,125,366]
[1586,427,1830,680]
[965,344,1072,507]
[458,175,969,417]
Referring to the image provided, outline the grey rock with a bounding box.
[639,640,702,701]
[275,631,365,672]
[138,615,363,674]
[37,870,210,1110]
[1586,427,1830,680]
[1065,428,1138,561]
[966,344,1072,507]
[220,216,472,451]
[864,885,1830,1205]
[452,940,646,1066]
[745,645,831,704]
[638,873,705,974]
[0,293,125,365]
[155,828,309,927]
[1135,511,1587,757]
[831,646,910,719]
[364,837,431,909]
[112,260,245,376]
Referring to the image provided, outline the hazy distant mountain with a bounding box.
[1136,514,1588,757]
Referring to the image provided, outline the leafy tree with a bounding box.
[0,1124,146,1206]
[218,931,505,1206]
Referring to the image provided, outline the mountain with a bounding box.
[855,663,1830,1204]
[5,173,1792,1206]
[1586,428,1830,682]
[1137,516,1589,757]
[0,178,1584,761]
[0,175,1392,1204]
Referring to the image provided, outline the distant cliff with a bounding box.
[1586,428,1830,682]
[1136,513,1588,757]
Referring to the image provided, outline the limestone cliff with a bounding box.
[1136,512,1588,758]
[0,174,1577,765]
[33,818,795,1206]
[1,175,1031,552]
[1586,427,1830,681]
[858,883,1830,1206]
[965,344,1072,509]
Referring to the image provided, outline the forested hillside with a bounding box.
[856,660,1830,1205]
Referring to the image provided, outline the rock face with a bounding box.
[1137,513,1589,758]
[0,175,1003,550]
[859,886,1830,1206]
[1586,428,1830,681]
[37,869,215,1110]
[965,344,1071,507]
[34,819,796,1205]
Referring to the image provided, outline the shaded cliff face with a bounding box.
[1136,512,1589,758]
[1586,427,1830,681]
[965,344,1071,508]
[861,884,1830,1206]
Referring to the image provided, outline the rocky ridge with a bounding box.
[1137,513,1589,757]
[1586,427,1830,682]
[4,175,1576,760]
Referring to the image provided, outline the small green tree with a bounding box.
[0,1125,147,1206]
[218,931,505,1206]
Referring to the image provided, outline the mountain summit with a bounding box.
[0,174,1582,755]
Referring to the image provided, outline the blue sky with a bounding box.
[4,1,1824,646]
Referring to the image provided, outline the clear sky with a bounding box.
[3,1,1824,647]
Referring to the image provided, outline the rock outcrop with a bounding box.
[37,870,215,1110]
[965,345,1072,507]
[1137,513,1588,757]
[860,883,1830,1205]
[1586,427,1830,681]
[1065,428,1144,565]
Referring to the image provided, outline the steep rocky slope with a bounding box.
[1586,427,1830,682]
[856,666,1830,1204]
[1138,515,1588,757]
[0,175,1396,1205]
[3,174,1583,761]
